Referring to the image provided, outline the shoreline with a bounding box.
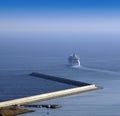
[0,107,34,116]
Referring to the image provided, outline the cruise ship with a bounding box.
[68,53,80,68]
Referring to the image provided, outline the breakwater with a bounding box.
[30,72,90,86]
[0,72,101,108]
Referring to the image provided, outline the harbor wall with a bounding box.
[30,72,90,86]
[0,72,101,108]
[0,85,99,108]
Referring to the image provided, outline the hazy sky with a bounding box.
[0,0,120,37]
[0,0,120,58]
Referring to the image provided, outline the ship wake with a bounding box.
[80,65,120,75]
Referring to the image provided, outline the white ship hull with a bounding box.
[68,53,80,68]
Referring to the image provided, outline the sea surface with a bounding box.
[0,37,120,116]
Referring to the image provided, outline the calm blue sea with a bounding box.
[0,37,120,116]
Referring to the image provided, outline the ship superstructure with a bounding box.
[68,53,80,67]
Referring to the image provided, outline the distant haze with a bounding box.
[0,14,120,36]
[0,0,120,58]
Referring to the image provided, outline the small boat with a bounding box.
[68,53,80,68]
